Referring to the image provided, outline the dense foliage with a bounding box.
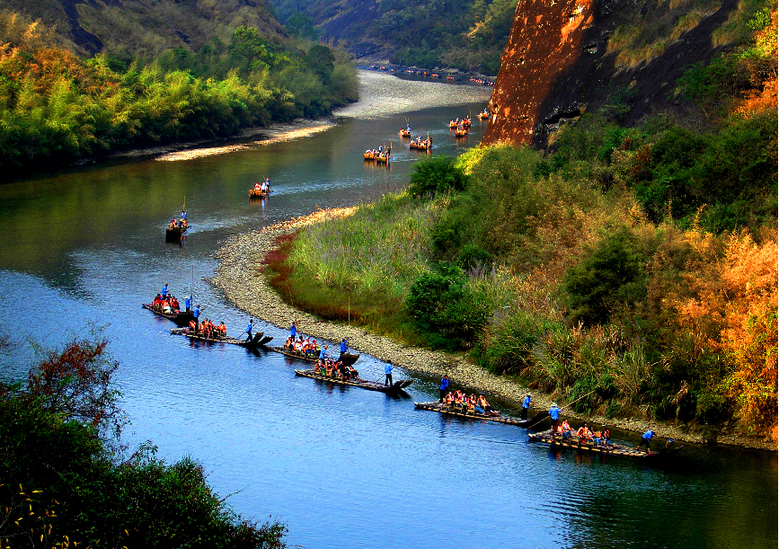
[0,12,357,177]
[272,0,516,73]
[0,336,286,548]
[272,8,777,441]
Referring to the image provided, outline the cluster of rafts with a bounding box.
[143,301,416,395]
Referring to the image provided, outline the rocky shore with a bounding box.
[210,209,775,452]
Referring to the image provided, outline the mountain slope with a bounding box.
[0,0,286,56]
[481,0,772,146]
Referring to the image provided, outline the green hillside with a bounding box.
[0,5,357,177]
[272,0,516,73]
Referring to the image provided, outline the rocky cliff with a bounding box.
[482,0,740,146]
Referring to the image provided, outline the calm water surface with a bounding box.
[0,72,775,549]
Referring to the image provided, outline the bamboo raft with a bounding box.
[165,225,188,241]
[170,328,273,348]
[142,303,194,326]
[477,111,490,120]
[249,188,269,198]
[414,402,542,427]
[454,127,468,137]
[398,129,411,138]
[268,346,360,366]
[528,429,672,459]
[295,368,412,394]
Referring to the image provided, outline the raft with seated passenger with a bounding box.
[268,346,359,366]
[170,327,273,348]
[295,368,412,394]
[249,188,269,198]
[165,224,188,241]
[142,303,194,326]
[414,401,543,426]
[528,429,678,459]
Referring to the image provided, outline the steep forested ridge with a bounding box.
[271,0,517,73]
[0,3,358,177]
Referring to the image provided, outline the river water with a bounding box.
[0,70,775,549]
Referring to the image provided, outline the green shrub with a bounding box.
[408,156,469,198]
[561,227,651,326]
[405,263,490,350]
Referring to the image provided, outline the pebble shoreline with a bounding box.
[210,209,775,451]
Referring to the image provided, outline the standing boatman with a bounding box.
[161,283,168,298]
[340,338,349,356]
[638,429,655,453]
[290,320,297,339]
[193,304,201,332]
[439,374,449,402]
[521,393,532,420]
[384,360,394,386]
[319,345,328,363]
[245,318,254,343]
[184,294,192,313]
[549,402,561,435]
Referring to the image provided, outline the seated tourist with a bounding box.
[560,420,574,439]
[216,322,227,336]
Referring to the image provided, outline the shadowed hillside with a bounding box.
[0,0,286,56]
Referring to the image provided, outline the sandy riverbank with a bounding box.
[210,210,775,451]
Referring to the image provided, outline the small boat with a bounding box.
[170,327,273,348]
[448,120,459,129]
[528,429,678,459]
[364,150,376,160]
[249,188,269,198]
[454,126,468,137]
[462,117,472,128]
[477,110,490,120]
[142,303,194,326]
[375,152,390,164]
[269,346,360,366]
[414,402,542,427]
[165,224,188,242]
[295,368,412,394]
[399,128,411,138]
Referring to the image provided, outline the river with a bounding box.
[0,70,775,549]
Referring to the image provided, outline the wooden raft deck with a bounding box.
[170,328,273,347]
[295,369,412,394]
[142,303,194,326]
[414,402,534,427]
[269,346,359,366]
[529,430,662,459]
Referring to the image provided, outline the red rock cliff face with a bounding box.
[482,0,740,147]
[482,0,595,145]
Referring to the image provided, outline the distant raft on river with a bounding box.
[414,401,545,427]
[529,429,682,459]
[171,327,273,348]
[295,368,412,394]
[269,345,360,366]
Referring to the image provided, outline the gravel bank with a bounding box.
[210,209,775,451]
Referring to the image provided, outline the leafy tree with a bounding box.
[561,227,651,326]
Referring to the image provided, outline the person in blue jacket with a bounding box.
[184,295,192,313]
[439,374,449,402]
[384,361,394,386]
[340,338,349,355]
[161,283,168,298]
[521,393,532,420]
[638,430,655,453]
[319,345,328,363]
[193,304,201,331]
[549,402,561,435]
[245,318,254,343]
[290,320,297,339]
